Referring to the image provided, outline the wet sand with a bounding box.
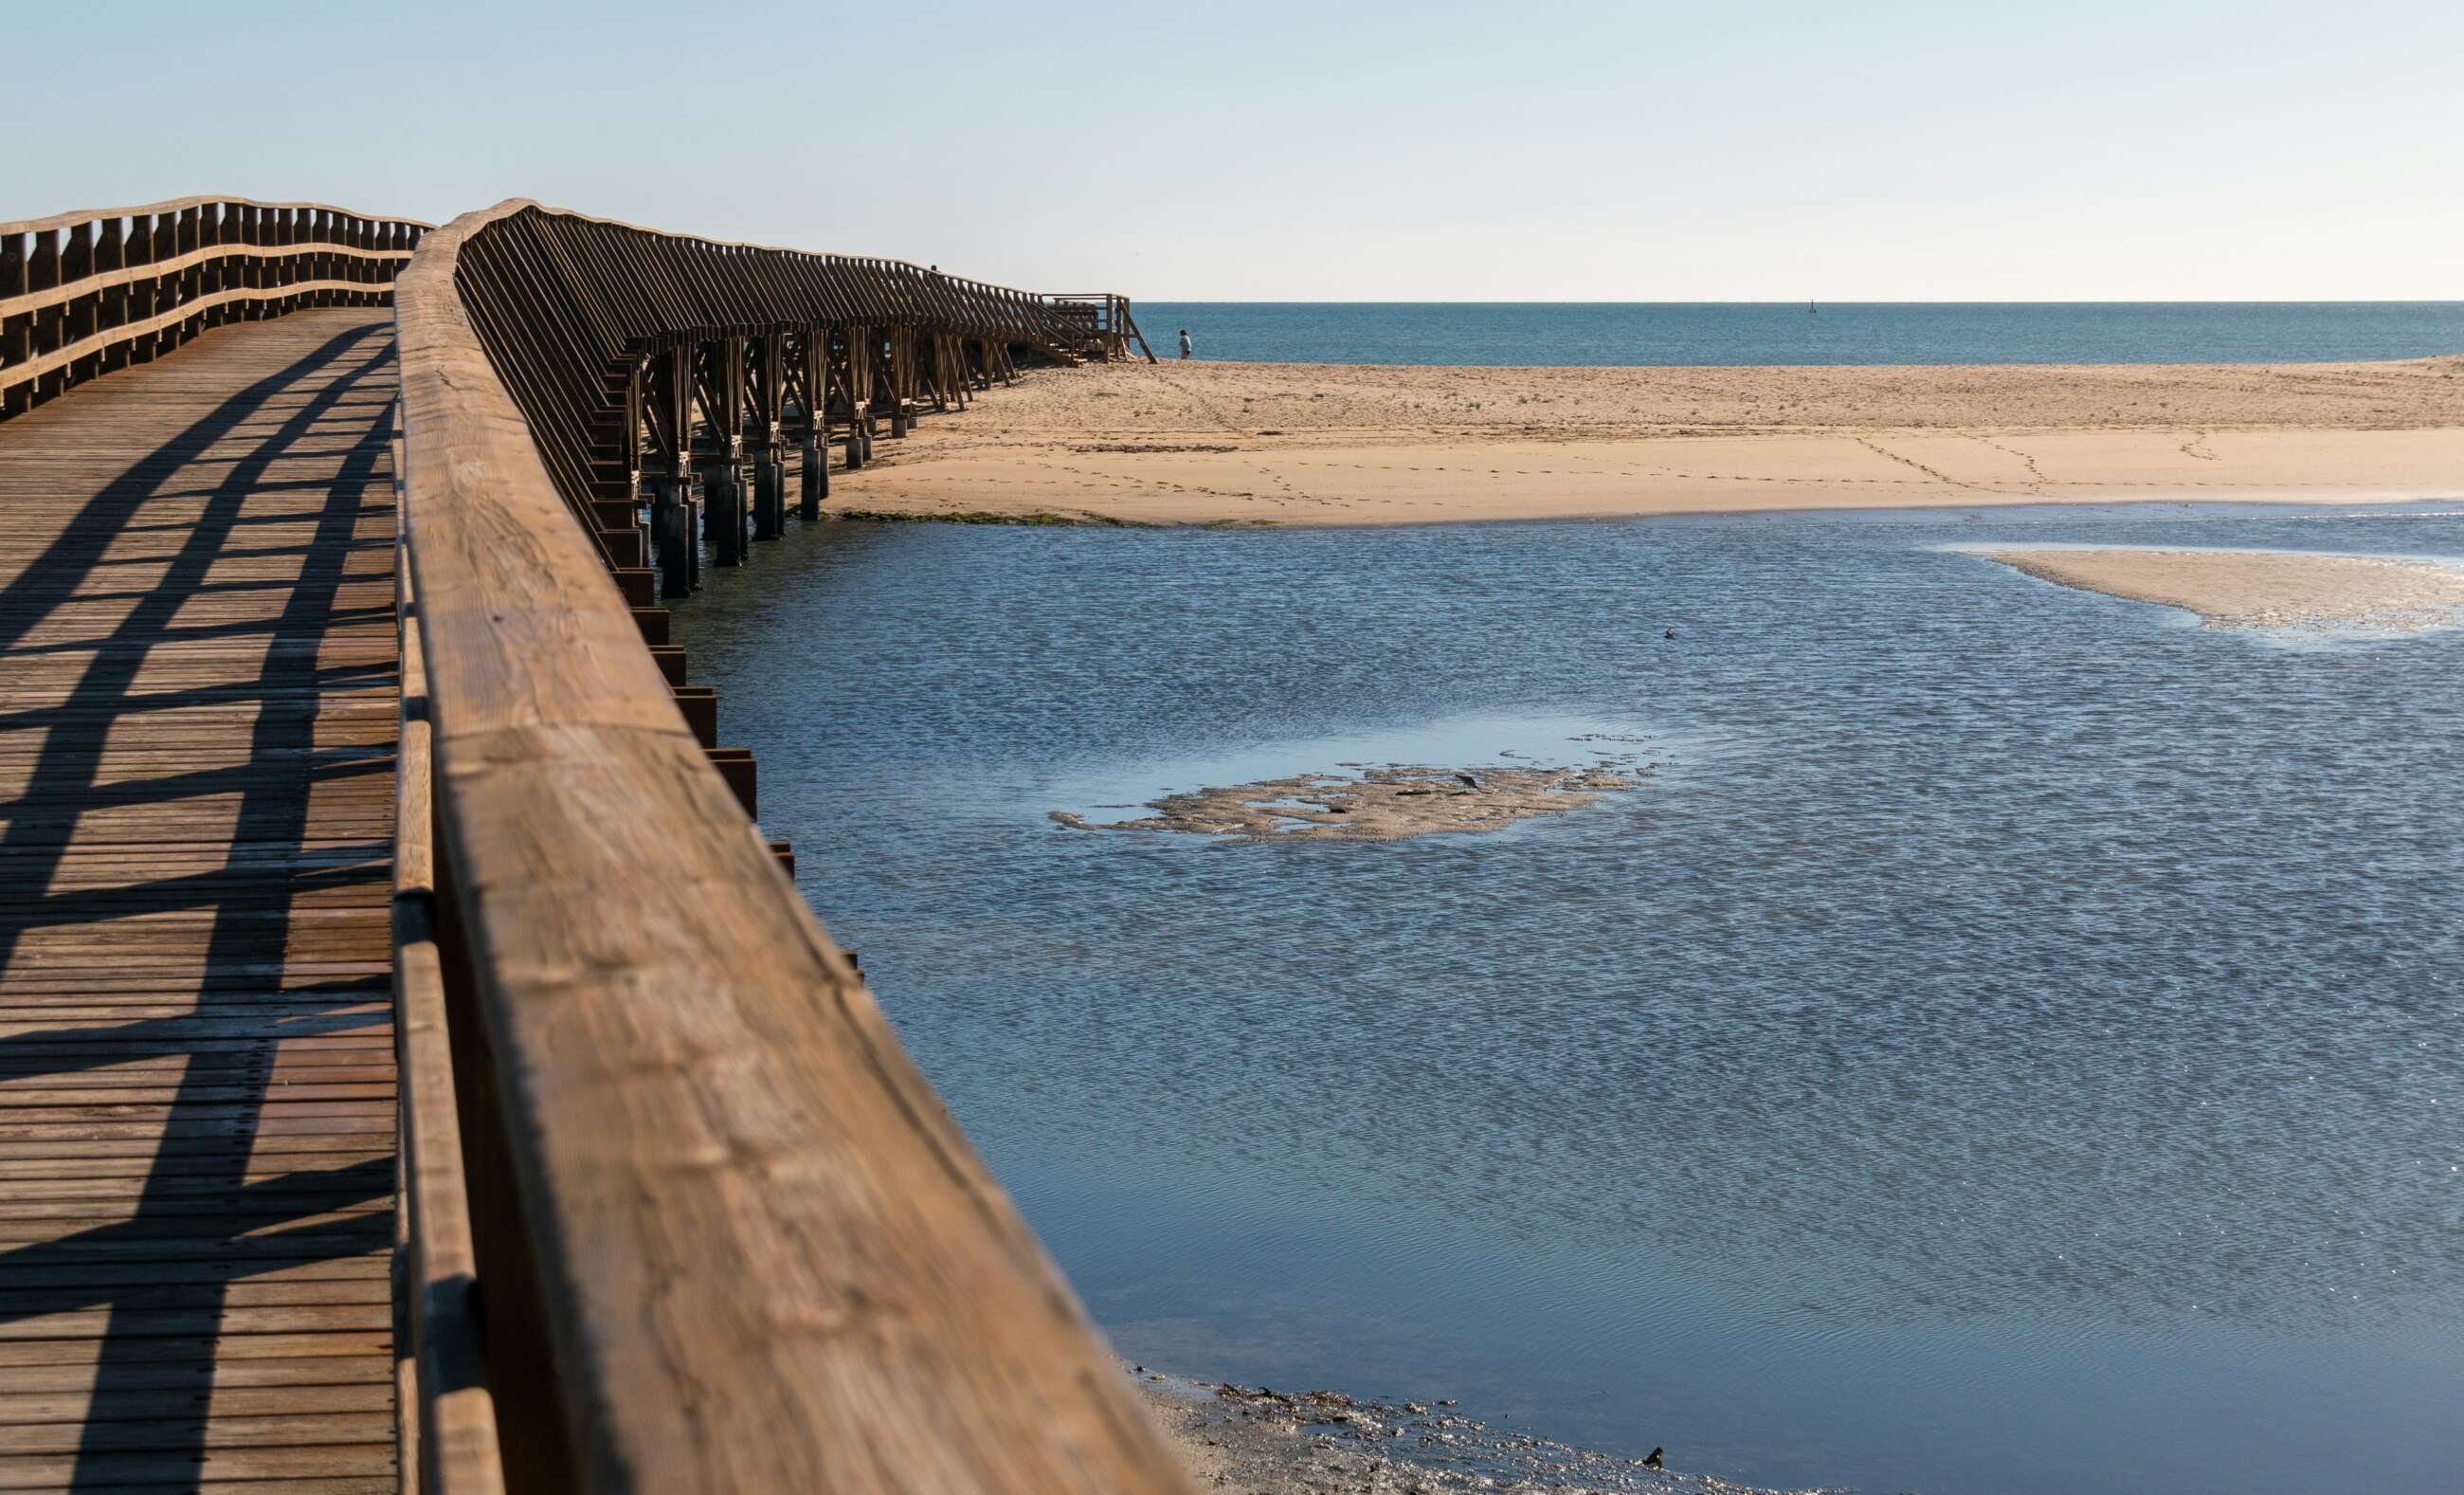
[1984,548,2464,629]
[1132,1372,1781,1494]
[835,356,2464,526]
[1053,764,1642,843]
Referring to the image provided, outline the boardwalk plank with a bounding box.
[0,311,399,1487]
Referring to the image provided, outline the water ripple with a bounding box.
[677,501,2464,1495]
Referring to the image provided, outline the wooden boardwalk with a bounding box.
[0,310,400,1491]
[0,193,1187,1490]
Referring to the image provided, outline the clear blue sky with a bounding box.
[15,1,2458,300]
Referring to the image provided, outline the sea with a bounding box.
[670,307,2463,1495]
[1134,301,2464,367]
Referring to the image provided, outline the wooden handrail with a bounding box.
[394,200,1190,1490]
[2,280,408,391]
[393,401,509,1495]
[0,193,435,238]
[0,194,428,418]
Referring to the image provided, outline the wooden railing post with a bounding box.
[201,204,226,332]
[172,207,201,348]
[61,222,96,387]
[27,229,61,403]
[0,231,26,417]
[94,216,127,373]
[124,212,155,364]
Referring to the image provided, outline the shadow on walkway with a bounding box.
[0,319,402,1486]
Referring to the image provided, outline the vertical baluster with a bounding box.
[95,217,128,372]
[146,213,175,359]
[313,209,334,307]
[253,206,273,318]
[280,208,299,314]
[63,222,97,387]
[226,203,247,323]
[308,209,327,309]
[245,205,263,318]
[0,230,27,417]
[125,213,156,365]
[261,207,280,316]
[202,204,227,332]
[28,228,62,404]
[172,207,200,349]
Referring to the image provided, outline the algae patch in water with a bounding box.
[1051,763,1643,844]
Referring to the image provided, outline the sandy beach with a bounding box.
[833,356,2464,527]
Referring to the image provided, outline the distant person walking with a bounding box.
[1178,328,1193,360]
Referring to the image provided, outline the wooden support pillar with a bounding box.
[653,479,693,598]
[886,328,912,432]
[705,465,746,567]
[946,335,968,410]
[799,438,826,520]
[749,332,786,541]
[707,749,757,819]
[889,328,912,436]
[752,454,784,540]
[686,487,703,590]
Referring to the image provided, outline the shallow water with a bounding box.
[1137,301,2464,366]
[672,501,2463,1495]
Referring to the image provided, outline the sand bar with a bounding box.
[1053,763,1639,843]
[1984,548,2464,629]
[838,356,2464,526]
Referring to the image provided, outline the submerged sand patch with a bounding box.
[1984,548,2464,630]
[1052,763,1640,843]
